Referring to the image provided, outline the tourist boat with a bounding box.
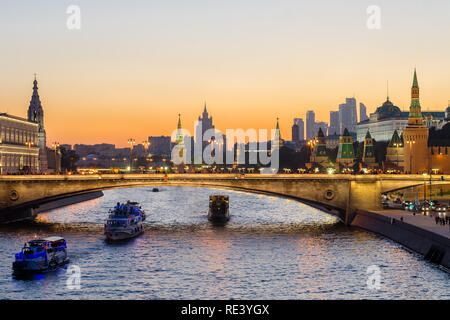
[104,201,146,241]
[12,237,69,274]
[208,195,230,222]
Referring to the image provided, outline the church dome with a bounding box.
[375,98,402,119]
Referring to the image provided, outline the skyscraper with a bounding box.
[291,118,304,142]
[329,111,340,136]
[337,98,358,134]
[359,103,368,122]
[347,97,358,131]
[27,76,47,173]
[338,103,352,135]
[306,111,315,140]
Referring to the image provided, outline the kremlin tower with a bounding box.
[402,69,429,174]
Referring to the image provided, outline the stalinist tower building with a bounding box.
[27,76,48,173]
[402,69,429,174]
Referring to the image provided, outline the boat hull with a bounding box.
[208,209,230,222]
[13,256,69,275]
[105,223,144,241]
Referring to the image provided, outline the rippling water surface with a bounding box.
[0,187,448,299]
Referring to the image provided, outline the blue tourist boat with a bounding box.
[104,201,146,241]
[12,237,69,274]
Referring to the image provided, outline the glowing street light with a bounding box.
[52,142,60,174]
[25,140,34,174]
[128,138,136,172]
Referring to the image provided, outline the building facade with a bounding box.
[356,95,445,142]
[0,114,40,174]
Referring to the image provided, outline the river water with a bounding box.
[0,186,448,299]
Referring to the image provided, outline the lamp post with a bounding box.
[52,142,60,174]
[25,140,34,174]
[128,138,136,172]
[393,142,402,172]
[407,139,415,174]
[142,140,150,172]
[423,173,427,202]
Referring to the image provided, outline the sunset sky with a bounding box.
[1,0,450,147]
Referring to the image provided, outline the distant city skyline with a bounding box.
[1,1,450,147]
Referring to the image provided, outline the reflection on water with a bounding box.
[0,186,448,299]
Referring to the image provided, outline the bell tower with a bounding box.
[27,75,48,173]
[402,69,429,174]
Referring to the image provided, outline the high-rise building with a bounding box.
[27,76,48,173]
[339,103,352,135]
[306,110,315,140]
[348,98,357,127]
[329,111,340,136]
[360,103,368,122]
[291,118,304,142]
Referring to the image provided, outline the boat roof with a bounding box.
[43,236,65,242]
[210,195,229,199]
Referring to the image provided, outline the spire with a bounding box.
[412,68,419,88]
[386,80,389,101]
[203,102,207,114]
[28,75,44,126]
[273,117,283,147]
[175,114,184,144]
[408,68,422,124]
[317,127,324,137]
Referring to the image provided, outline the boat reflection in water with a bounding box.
[208,195,230,223]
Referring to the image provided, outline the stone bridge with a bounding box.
[0,174,449,224]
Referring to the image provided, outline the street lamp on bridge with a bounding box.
[52,142,60,174]
[142,140,150,172]
[406,138,415,174]
[128,138,136,172]
[25,140,34,174]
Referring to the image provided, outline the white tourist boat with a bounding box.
[104,201,145,241]
[12,237,69,274]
